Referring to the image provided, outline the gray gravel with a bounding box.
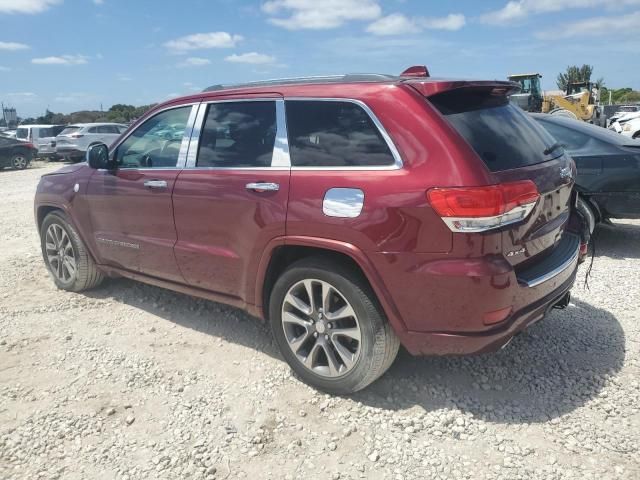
[1,163,639,479]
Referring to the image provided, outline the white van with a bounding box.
[16,125,67,158]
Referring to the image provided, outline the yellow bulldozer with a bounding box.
[507,73,602,125]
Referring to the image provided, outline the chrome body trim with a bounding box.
[520,245,579,288]
[441,203,537,233]
[323,188,365,218]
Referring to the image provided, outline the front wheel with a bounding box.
[40,211,104,292]
[269,257,399,394]
[11,154,29,170]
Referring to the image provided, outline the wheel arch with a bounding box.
[255,236,407,335]
[574,188,603,222]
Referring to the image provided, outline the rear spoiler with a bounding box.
[404,80,521,98]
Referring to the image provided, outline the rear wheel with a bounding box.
[577,196,597,235]
[11,154,28,170]
[40,211,104,292]
[269,257,399,394]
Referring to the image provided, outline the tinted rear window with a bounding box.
[286,100,395,167]
[16,128,28,139]
[430,90,559,172]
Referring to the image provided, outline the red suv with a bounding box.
[35,67,587,394]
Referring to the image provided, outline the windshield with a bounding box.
[16,128,28,140]
[60,126,81,135]
[430,89,561,172]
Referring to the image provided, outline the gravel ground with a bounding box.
[1,162,639,480]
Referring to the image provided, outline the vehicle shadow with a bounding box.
[85,278,281,357]
[86,278,624,424]
[353,298,625,424]
[593,220,640,260]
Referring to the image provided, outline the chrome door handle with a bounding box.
[246,182,279,192]
[144,180,167,189]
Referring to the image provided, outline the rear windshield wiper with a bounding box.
[544,142,565,156]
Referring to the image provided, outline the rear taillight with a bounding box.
[427,180,539,233]
[70,133,84,138]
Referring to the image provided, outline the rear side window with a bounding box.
[196,101,276,168]
[285,100,395,167]
[430,90,559,172]
[16,128,28,140]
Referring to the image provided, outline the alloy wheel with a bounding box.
[45,224,77,283]
[281,279,362,378]
[12,155,27,169]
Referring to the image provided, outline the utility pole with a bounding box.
[1,102,6,126]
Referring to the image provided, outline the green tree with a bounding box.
[556,64,594,91]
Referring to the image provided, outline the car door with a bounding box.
[172,97,290,302]
[85,104,199,281]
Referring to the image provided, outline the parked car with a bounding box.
[609,115,640,140]
[32,125,67,160]
[16,124,67,158]
[54,123,127,161]
[607,105,640,127]
[0,136,37,170]
[533,113,640,231]
[0,130,16,139]
[35,68,588,394]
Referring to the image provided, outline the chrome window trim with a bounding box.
[284,97,404,171]
[110,102,201,170]
[185,98,290,170]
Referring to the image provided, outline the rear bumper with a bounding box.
[399,269,576,355]
[370,233,581,356]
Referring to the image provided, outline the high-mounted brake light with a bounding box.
[400,65,430,78]
[427,180,539,233]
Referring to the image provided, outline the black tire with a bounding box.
[577,196,597,235]
[11,153,29,170]
[269,257,399,394]
[40,211,104,292]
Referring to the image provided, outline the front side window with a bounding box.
[196,101,276,168]
[285,100,395,167]
[115,106,191,168]
[16,128,28,140]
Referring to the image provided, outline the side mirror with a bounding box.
[86,143,112,169]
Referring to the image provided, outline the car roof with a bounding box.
[69,123,125,127]
[531,113,640,147]
[17,124,62,128]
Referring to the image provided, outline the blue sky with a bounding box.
[1,0,639,117]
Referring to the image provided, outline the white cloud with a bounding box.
[178,57,211,67]
[53,92,95,103]
[0,0,61,14]
[93,0,104,4]
[6,92,36,98]
[366,14,419,35]
[164,32,243,53]
[481,0,640,25]
[262,0,381,30]
[537,10,640,38]
[116,73,132,81]
[366,13,465,36]
[224,52,276,64]
[32,54,88,65]
[422,14,466,31]
[0,41,29,50]
[0,66,11,71]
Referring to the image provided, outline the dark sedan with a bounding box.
[0,136,37,170]
[532,113,640,232]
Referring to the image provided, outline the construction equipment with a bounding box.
[507,73,602,125]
